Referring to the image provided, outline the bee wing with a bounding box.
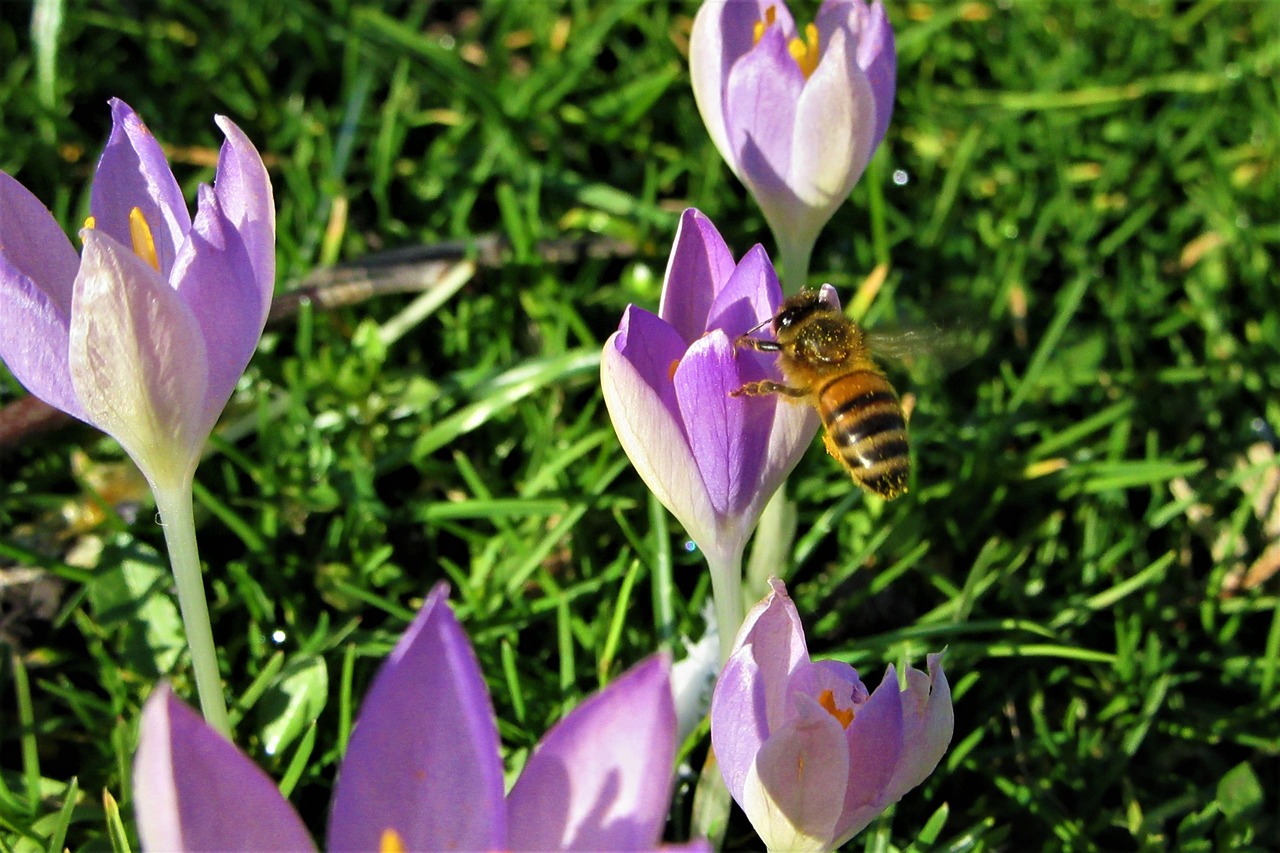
[865,324,981,381]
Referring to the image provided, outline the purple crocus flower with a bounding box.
[134,584,709,852]
[712,578,952,852]
[601,209,818,578]
[0,98,274,492]
[690,0,896,286]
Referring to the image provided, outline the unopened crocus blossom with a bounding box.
[690,0,896,289]
[134,584,709,852]
[0,98,275,734]
[712,578,952,852]
[601,209,818,658]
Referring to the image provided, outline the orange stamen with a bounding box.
[668,359,680,382]
[818,689,854,729]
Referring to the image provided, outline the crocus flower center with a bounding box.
[818,688,854,729]
[379,828,406,853]
[752,6,822,80]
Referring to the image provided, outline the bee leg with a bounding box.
[733,335,782,353]
[731,380,808,398]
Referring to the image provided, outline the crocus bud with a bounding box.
[601,209,818,575]
[690,0,896,285]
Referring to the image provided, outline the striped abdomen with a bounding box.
[817,371,910,499]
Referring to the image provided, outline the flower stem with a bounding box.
[744,490,797,609]
[152,480,230,737]
[705,548,745,665]
[775,231,815,295]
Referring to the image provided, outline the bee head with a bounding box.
[773,288,837,334]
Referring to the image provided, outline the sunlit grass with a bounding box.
[1,1,1278,849]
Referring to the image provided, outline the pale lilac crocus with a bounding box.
[134,583,709,852]
[0,98,275,734]
[0,97,273,492]
[601,209,818,659]
[690,0,896,290]
[712,578,952,852]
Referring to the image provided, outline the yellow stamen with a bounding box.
[752,7,822,80]
[752,5,778,43]
[379,828,406,853]
[788,23,821,79]
[818,689,854,729]
[128,207,161,272]
[83,215,97,231]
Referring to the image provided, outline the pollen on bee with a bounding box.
[900,392,916,423]
[818,688,854,729]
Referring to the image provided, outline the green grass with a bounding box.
[2,0,1279,849]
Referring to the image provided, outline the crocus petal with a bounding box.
[508,654,677,851]
[658,208,737,342]
[818,0,896,145]
[690,0,796,174]
[601,310,718,552]
[212,115,276,314]
[91,99,190,275]
[881,653,953,803]
[0,170,82,310]
[724,25,804,194]
[674,330,773,523]
[171,184,263,435]
[69,229,210,487]
[789,27,877,207]
[704,244,782,337]
[327,584,506,852]
[755,391,820,509]
[739,578,812,730]
[134,685,316,852]
[0,172,84,418]
[711,578,811,800]
[833,664,906,841]
[792,657,869,713]
[710,642,767,803]
[742,694,850,853]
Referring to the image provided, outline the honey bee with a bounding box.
[731,287,910,499]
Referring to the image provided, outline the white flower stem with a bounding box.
[694,547,743,849]
[705,548,745,665]
[744,490,798,608]
[152,479,230,737]
[776,231,815,295]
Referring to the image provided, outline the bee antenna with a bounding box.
[741,314,773,336]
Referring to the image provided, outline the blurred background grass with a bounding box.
[1,0,1278,849]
